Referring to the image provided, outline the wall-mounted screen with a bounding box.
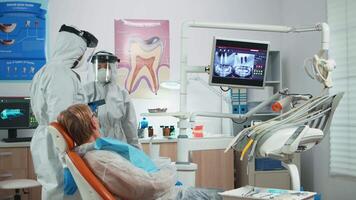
[209,38,269,88]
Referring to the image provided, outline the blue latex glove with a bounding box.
[64,167,77,195]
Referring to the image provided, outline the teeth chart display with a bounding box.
[0,2,47,80]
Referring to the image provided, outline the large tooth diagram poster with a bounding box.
[115,19,170,98]
[0,0,47,80]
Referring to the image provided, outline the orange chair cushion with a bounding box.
[67,151,116,200]
[50,122,75,150]
[50,122,116,200]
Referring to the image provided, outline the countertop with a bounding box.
[0,135,233,147]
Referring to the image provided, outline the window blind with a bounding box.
[328,0,356,177]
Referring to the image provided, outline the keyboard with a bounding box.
[2,137,32,143]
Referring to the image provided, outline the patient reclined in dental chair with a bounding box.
[50,103,222,200]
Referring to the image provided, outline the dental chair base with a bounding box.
[257,125,324,191]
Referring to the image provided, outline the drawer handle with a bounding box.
[0,152,13,156]
[0,172,13,178]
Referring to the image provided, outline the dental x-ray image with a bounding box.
[234,53,255,77]
[214,51,233,77]
[214,51,255,78]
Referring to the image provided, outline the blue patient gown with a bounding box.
[94,137,158,172]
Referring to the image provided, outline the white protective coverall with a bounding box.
[30,31,88,199]
[84,64,140,148]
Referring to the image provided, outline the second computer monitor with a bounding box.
[209,38,269,88]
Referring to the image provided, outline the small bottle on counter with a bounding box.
[159,125,164,137]
[148,126,154,137]
[163,126,170,137]
[169,125,175,136]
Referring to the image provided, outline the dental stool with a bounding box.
[48,122,116,200]
[0,179,40,200]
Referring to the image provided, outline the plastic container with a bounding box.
[138,117,148,129]
[193,125,204,138]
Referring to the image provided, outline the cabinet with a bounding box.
[235,153,300,189]
[0,146,41,200]
[141,141,234,190]
[191,149,234,190]
[142,142,177,161]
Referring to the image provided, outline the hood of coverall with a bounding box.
[50,31,87,68]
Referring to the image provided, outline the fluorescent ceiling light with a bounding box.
[160,81,180,90]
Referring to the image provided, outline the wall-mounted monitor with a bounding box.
[0,97,38,142]
[209,37,270,88]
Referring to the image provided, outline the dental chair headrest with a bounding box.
[48,121,116,200]
[49,121,75,152]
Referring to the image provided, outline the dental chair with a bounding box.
[48,122,116,200]
[227,92,344,191]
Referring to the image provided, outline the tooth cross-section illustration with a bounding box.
[126,37,163,94]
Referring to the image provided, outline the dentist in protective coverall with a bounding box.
[30,24,98,199]
[85,51,141,149]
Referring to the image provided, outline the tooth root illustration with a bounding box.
[126,37,163,94]
[129,56,157,93]
[25,20,31,28]
[0,23,17,33]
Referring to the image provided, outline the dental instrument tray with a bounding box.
[148,108,167,113]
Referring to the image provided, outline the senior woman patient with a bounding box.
[57,104,222,200]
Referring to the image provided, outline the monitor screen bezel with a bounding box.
[0,97,31,129]
[209,37,270,88]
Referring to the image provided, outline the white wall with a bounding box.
[282,0,356,200]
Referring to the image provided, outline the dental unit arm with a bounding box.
[144,21,337,162]
[142,21,339,189]
[178,22,335,139]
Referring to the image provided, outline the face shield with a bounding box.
[90,51,120,83]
